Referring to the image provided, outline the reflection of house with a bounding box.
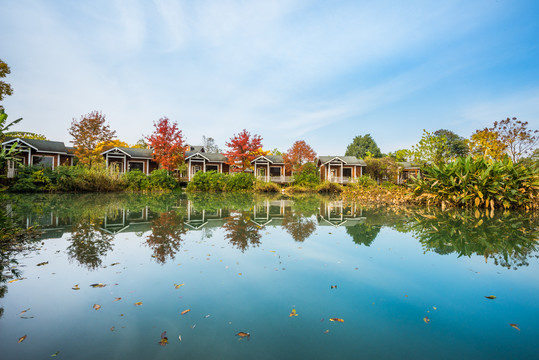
[318,200,365,227]
[185,200,228,229]
[1,137,75,178]
[185,146,229,181]
[317,156,366,184]
[101,147,159,174]
[252,199,293,226]
[251,156,291,183]
[397,162,421,184]
[100,207,155,234]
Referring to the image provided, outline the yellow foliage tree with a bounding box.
[95,139,130,155]
[469,128,507,161]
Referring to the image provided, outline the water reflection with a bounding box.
[5,193,539,270]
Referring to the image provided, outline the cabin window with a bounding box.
[32,155,53,168]
[257,168,266,177]
[270,167,281,176]
[206,165,218,172]
[193,165,201,174]
[129,162,144,172]
[343,168,352,177]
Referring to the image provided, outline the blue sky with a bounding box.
[1,0,538,155]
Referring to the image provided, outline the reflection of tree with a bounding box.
[67,220,114,270]
[346,223,382,246]
[223,211,261,252]
[146,211,185,264]
[405,209,539,269]
[282,213,316,242]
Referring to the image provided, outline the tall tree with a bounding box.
[146,117,185,171]
[434,129,469,159]
[345,134,382,159]
[408,130,448,165]
[95,139,130,154]
[0,59,13,101]
[469,128,507,161]
[495,117,538,162]
[69,111,116,167]
[283,140,317,173]
[224,129,263,172]
[202,135,220,153]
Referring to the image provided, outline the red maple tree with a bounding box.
[224,129,263,172]
[146,117,185,171]
[283,140,317,173]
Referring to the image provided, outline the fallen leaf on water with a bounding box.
[181,309,191,315]
[158,331,168,346]
[20,316,34,319]
[484,295,496,300]
[110,326,115,332]
[324,330,329,334]
[329,318,344,322]
[204,314,210,318]
[110,262,120,266]
[113,297,122,302]
[51,351,60,357]
[191,324,196,329]
[178,335,182,341]
[509,323,520,331]
[90,283,106,288]
[289,308,298,317]
[19,308,30,316]
[236,331,250,340]
[37,261,49,266]
[330,285,337,289]
[134,302,143,306]
[8,278,25,284]
[423,316,430,324]
[433,306,437,310]
[72,284,80,290]
[18,335,27,343]
[93,304,101,310]
[174,283,185,289]
[238,273,242,276]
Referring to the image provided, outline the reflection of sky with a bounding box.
[2,217,539,359]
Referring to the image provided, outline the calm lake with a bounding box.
[1,193,538,359]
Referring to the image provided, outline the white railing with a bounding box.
[256,176,294,183]
[328,177,356,184]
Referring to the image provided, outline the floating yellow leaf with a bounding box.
[134,302,143,306]
[484,295,496,300]
[236,331,250,339]
[510,323,520,331]
[90,283,106,288]
[51,351,60,356]
[18,335,27,343]
[8,278,24,284]
[433,306,437,310]
[113,297,122,302]
[19,308,30,316]
[423,316,430,324]
[93,304,101,310]
[174,283,185,289]
[37,261,48,266]
[159,331,168,346]
[72,284,80,290]
[181,309,190,315]
[329,318,344,322]
[289,308,298,317]
[238,273,242,276]
[324,330,329,334]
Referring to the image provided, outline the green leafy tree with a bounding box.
[434,129,469,159]
[408,130,448,165]
[345,134,382,159]
[364,157,400,183]
[0,59,13,101]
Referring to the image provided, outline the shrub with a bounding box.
[148,169,177,191]
[316,181,343,193]
[254,181,280,192]
[411,156,539,209]
[293,163,320,186]
[124,169,149,191]
[225,172,255,191]
[187,171,227,192]
[354,175,378,188]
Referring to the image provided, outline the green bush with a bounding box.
[225,172,255,191]
[124,169,149,191]
[316,181,343,193]
[354,175,378,188]
[293,163,320,186]
[148,169,177,191]
[411,156,539,209]
[187,171,227,192]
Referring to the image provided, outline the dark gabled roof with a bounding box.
[185,150,227,162]
[188,145,205,153]
[251,155,285,164]
[101,147,154,159]
[2,137,69,154]
[317,156,366,166]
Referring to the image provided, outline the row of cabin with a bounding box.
[1,137,419,184]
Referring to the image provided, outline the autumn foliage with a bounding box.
[69,111,116,167]
[224,129,263,172]
[284,140,317,173]
[146,117,185,171]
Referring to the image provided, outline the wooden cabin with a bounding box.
[251,155,289,183]
[184,146,229,181]
[1,137,75,177]
[317,156,366,184]
[101,147,158,175]
[396,162,421,184]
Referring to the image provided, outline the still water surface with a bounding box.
[1,193,538,359]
